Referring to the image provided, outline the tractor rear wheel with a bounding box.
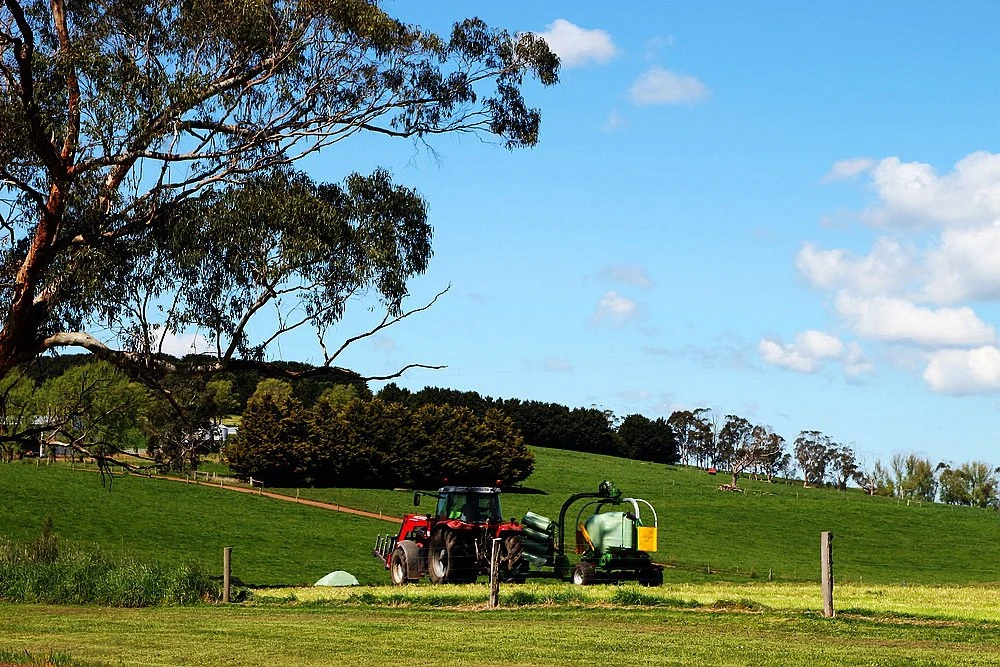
[501,534,527,583]
[571,561,596,586]
[428,530,473,584]
[389,547,409,586]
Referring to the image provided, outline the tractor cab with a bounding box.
[435,486,503,524]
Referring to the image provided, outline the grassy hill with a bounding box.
[0,464,392,586]
[273,446,1000,585]
[3,446,1000,586]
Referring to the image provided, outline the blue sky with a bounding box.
[190,2,1000,466]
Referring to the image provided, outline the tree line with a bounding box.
[7,358,1000,507]
[224,380,533,488]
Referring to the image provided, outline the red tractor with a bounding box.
[373,485,527,585]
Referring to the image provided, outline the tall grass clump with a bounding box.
[0,521,218,606]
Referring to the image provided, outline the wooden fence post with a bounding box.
[488,538,501,608]
[821,531,834,618]
[223,547,232,604]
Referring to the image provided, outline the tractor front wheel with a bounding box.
[428,530,472,584]
[571,561,596,586]
[389,547,409,586]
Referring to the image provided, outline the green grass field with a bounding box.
[6,450,1000,665]
[5,446,1000,586]
[270,446,1000,584]
[4,597,1000,666]
[0,464,391,586]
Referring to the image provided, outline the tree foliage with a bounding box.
[0,0,558,466]
[794,430,832,488]
[225,385,534,488]
[617,413,678,464]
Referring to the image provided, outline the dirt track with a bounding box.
[147,473,401,523]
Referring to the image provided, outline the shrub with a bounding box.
[0,528,218,606]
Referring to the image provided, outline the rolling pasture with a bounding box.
[5,449,1000,665]
[4,446,1000,585]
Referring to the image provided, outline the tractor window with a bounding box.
[436,492,502,522]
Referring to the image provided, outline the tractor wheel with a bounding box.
[501,534,527,583]
[638,567,663,587]
[571,561,596,586]
[428,530,473,584]
[389,547,409,586]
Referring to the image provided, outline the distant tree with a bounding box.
[938,464,971,506]
[617,414,679,464]
[794,430,831,487]
[750,425,789,482]
[35,361,150,473]
[853,458,894,496]
[938,461,999,508]
[963,461,1000,508]
[717,417,784,489]
[376,382,413,406]
[668,410,705,465]
[898,454,937,502]
[828,444,859,491]
[223,391,311,487]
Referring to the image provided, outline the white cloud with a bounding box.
[590,290,639,326]
[924,346,1000,395]
[822,158,875,182]
[843,342,875,378]
[796,238,915,295]
[923,224,1000,303]
[157,330,211,357]
[602,263,653,288]
[864,152,1000,229]
[536,19,617,68]
[759,330,844,374]
[835,293,996,348]
[629,66,709,105]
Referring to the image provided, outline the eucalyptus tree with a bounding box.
[0,0,558,465]
[794,430,831,487]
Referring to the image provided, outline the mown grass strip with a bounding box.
[4,603,1000,667]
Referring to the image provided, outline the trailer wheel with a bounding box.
[389,547,409,586]
[638,567,663,587]
[428,530,472,584]
[571,561,596,586]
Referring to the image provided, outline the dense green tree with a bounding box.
[227,395,532,489]
[0,0,557,467]
[223,388,311,486]
[616,414,679,464]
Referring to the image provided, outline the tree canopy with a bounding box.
[0,0,557,466]
[0,0,557,378]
